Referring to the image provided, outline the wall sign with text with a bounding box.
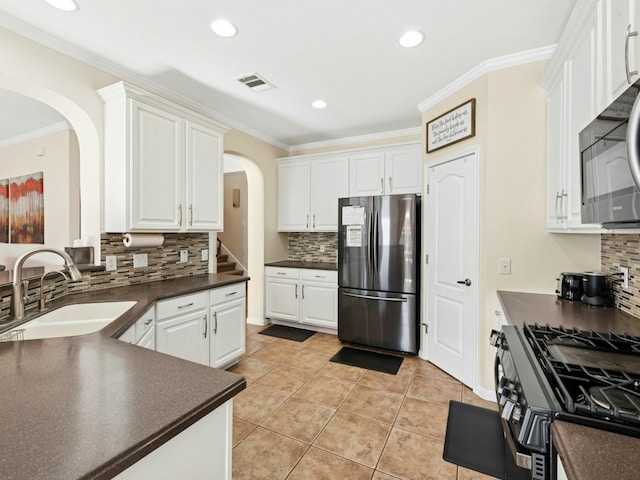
[426,98,476,153]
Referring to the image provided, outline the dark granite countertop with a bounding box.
[265,260,337,271]
[497,290,640,480]
[552,421,640,480]
[0,273,248,480]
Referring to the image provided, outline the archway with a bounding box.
[222,153,265,325]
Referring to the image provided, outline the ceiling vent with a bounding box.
[235,72,275,92]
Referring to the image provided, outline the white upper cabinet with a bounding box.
[99,82,228,232]
[542,1,603,232]
[602,0,640,104]
[349,143,421,196]
[278,154,349,232]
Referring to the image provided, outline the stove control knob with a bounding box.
[490,329,505,348]
[511,405,523,424]
[501,399,516,421]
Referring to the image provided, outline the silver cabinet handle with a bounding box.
[313,214,316,229]
[213,312,218,335]
[380,178,384,194]
[555,190,562,223]
[225,291,237,297]
[178,204,183,226]
[189,204,193,226]
[203,315,208,338]
[457,279,472,287]
[302,285,305,299]
[144,318,153,326]
[295,284,298,299]
[626,24,639,84]
[560,189,568,221]
[178,302,194,309]
[306,214,309,229]
[314,275,325,279]
[277,272,286,275]
[388,176,392,192]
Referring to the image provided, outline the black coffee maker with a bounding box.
[581,271,613,307]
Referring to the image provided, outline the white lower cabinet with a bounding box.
[265,267,337,330]
[209,284,246,368]
[120,282,247,368]
[114,399,232,480]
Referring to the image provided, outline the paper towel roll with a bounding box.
[123,233,164,248]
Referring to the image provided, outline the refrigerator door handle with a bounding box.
[368,211,374,275]
[343,292,408,302]
[373,211,379,275]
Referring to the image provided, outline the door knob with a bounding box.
[457,279,472,286]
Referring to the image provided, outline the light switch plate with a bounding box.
[105,255,117,271]
[179,250,188,263]
[133,253,148,268]
[498,257,511,275]
[201,249,209,261]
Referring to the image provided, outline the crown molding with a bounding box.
[0,11,290,152]
[417,45,557,113]
[289,127,422,153]
[0,121,70,149]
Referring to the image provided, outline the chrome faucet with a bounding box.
[11,248,83,319]
[38,270,69,311]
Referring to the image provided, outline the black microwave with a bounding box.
[580,79,640,228]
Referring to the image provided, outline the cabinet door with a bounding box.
[301,281,337,329]
[547,74,567,229]
[265,277,299,321]
[156,310,209,365]
[136,326,155,350]
[385,145,422,194]
[130,99,183,230]
[278,161,311,231]
[604,0,639,102]
[210,299,246,368]
[349,151,385,196]
[311,155,349,231]
[186,121,223,231]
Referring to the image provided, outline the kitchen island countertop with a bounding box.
[497,290,640,480]
[0,273,248,480]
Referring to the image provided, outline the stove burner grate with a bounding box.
[590,384,640,416]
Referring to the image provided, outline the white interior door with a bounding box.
[424,150,478,387]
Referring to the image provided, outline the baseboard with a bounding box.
[246,316,267,326]
[473,385,496,402]
[269,318,337,336]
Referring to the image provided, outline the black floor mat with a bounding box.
[443,401,530,480]
[330,346,403,375]
[259,325,316,342]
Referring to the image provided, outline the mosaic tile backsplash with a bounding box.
[601,233,640,318]
[288,232,338,263]
[0,232,209,320]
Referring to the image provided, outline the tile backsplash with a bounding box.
[288,232,338,263]
[0,232,209,320]
[601,233,640,318]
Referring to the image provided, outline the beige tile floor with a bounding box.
[229,324,499,480]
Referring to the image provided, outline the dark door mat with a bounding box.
[443,401,530,480]
[259,325,316,342]
[330,346,403,375]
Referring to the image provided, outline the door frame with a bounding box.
[420,145,480,390]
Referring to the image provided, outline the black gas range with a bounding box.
[491,323,640,480]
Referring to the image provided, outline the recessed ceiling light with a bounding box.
[45,0,78,11]
[399,30,424,48]
[210,19,238,38]
[312,100,328,109]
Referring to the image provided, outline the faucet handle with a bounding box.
[22,280,29,301]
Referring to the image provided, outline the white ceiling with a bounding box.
[0,0,576,149]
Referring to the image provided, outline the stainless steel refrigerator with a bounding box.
[338,194,420,354]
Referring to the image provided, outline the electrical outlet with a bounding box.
[621,266,630,290]
[498,257,511,275]
[179,250,188,263]
[105,255,117,272]
[320,245,325,253]
[133,253,148,268]
[201,249,209,261]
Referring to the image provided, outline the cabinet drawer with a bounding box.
[135,306,155,340]
[156,292,207,320]
[265,267,300,279]
[210,283,246,305]
[301,269,337,283]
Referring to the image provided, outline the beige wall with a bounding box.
[422,60,601,390]
[0,129,80,267]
